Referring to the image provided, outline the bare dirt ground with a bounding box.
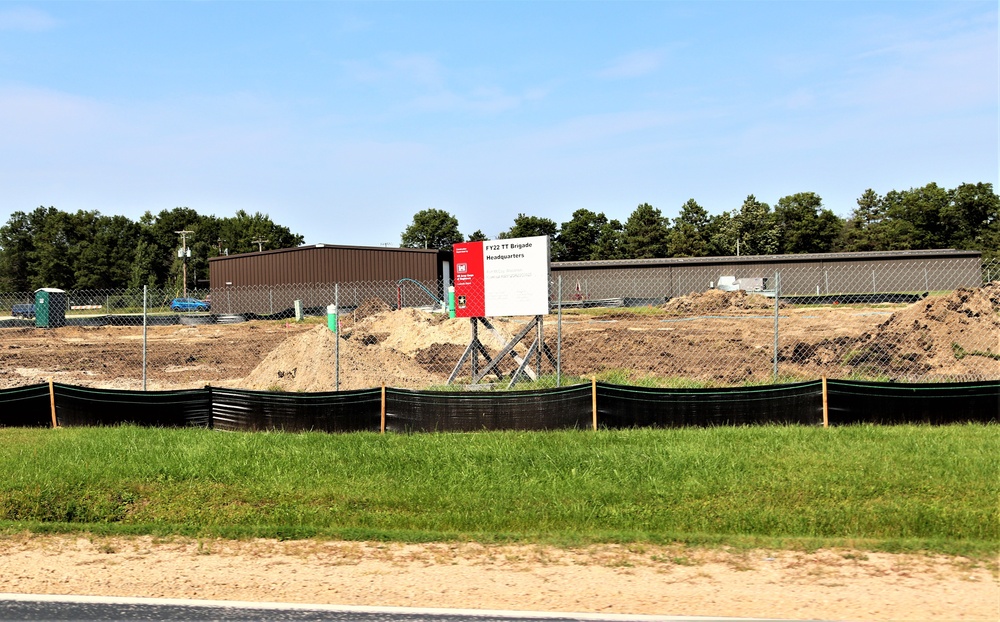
[0,535,996,621]
[1,284,998,390]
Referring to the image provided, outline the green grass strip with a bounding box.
[0,425,995,558]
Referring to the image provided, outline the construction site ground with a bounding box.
[1,285,998,391]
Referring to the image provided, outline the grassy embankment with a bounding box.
[0,425,996,559]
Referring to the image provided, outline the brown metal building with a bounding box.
[208,244,450,314]
[209,244,448,286]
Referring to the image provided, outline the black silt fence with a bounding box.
[597,381,825,428]
[53,384,212,428]
[211,387,382,432]
[385,385,594,432]
[0,380,996,432]
[826,380,1000,425]
[0,383,52,427]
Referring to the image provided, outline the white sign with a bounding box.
[452,235,550,317]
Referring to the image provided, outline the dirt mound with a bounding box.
[349,308,476,356]
[242,309,518,391]
[783,285,1000,380]
[352,297,391,321]
[663,289,778,314]
[242,324,442,391]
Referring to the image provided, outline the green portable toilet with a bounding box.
[34,288,67,328]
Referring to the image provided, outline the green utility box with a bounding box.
[34,288,67,328]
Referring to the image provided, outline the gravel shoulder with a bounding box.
[1,535,997,621]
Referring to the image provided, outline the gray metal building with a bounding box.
[550,249,983,301]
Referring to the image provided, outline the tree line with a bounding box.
[0,207,303,292]
[2,181,994,293]
[401,182,1000,262]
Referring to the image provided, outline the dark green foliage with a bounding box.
[466,229,489,242]
[591,219,625,260]
[497,213,558,240]
[400,208,464,250]
[773,192,843,254]
[553,209,608,261]
[843,183,998,258]
[622,203,669,258]
[667,199,711,257]
[0,206,304,291]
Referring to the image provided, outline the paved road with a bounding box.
[0,594,826,622]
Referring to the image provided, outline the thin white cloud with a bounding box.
[0,6,58,32]
[598,49,666,79]
[0,86,106,145]
[839,13,997,113]
[342,54,446,87]
[410,85,546,115]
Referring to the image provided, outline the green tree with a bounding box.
[0,209,37,291]
[137,207,206,289]
[882,183,951,249]
[129,236,160,290]
[401,208,464,250]
[773,192,842,254]
[27,207,84,289]
[554,209,608,261]
[667,199,711,257]
[726,195,778,255]
[217,210,304,255]
[842,188,889,252]
[74,214,140,289]
[591,219,625,260]
[622,203,669,258]
[466,229,489,242]
[497,213,558,240]
[705,212,733,256]
[942,182,1000,254]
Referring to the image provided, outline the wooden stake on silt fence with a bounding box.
[822,376,829,428]
[48,377,57,429]
[591,376,597,431]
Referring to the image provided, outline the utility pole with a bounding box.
[175,230,194,298]
[252,238,269,252]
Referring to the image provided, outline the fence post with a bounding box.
[772,271,780,381]
[557,275,562,388]
[142,285,147,391]
[335,283,340,392]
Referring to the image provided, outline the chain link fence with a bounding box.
[1,259,997,391]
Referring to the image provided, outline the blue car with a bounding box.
[170,297,210,312]
[11,303,35,318]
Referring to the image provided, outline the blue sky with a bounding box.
[1,1,996,247]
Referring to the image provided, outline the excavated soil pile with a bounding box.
[662,289,780,314]
[783,283,1000,380]
[242,309,515,391]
